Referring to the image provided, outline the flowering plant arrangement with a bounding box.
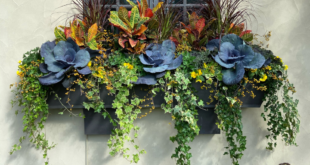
[10,0,299,165]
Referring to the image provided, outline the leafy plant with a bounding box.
[108,0,162,53]
[200,0,257,38]
[229,23,253,42]
[56,20,100,50]
[70,0,112,30]
[158,70,201,165]
[135,40,183,85]
[10,48,55,165]
[38,38,91,87]
[206,34,266,85]
[180,12,216,50]
[147,2,182,43]
[170,29,190,49]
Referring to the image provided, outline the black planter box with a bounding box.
[47,83,264,135]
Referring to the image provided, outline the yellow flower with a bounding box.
[191,71,197,78]
[198,69,202,76]
[259,74,268,82]
[16,71,21,75]
[87,61,92,67]
[123,63,133,69]
[265,66,272,70]
[196,79,202,83]
[276,56,279,59]
[284,65,288,70]
[203,63,207,68]
[128,65,133,70]
[18,60,22,64]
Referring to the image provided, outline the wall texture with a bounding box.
[1,0,310,165]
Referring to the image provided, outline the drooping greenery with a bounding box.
[10,48,55,165]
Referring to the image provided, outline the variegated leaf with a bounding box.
[126,0,136,7]
[54,27,66,43]
[76,37,84,46]
[129,38,138,47]
[87,38,98,50]
[152,2,163,13]
[135,17,149,30]
[196,18,205,35]
[119,37,128,48]
[189,12,199,29]
[142,0,148,17]
[118,7,131,29]
[88,23,98,42]
[130,6,140,29]
[133,24,147,36]
[109,14,131,33]
[71,19,78,40]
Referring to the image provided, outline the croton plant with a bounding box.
[10,0,300,165]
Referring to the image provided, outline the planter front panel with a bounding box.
[47,83,264,135]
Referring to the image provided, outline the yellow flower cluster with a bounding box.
[191,71,197,78]
[123,63,133,70]
[284,65,288,70]
[16,70,24,78]
[93,66,106,79]
[275,56,283,63]
[203,63,207,68]
[264,66,272,70]
[176,44,192,52]
[191,69,202,79]
[259,74,268,82]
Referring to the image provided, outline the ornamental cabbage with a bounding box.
[206,34,266,85]
[134,40,183,85]
[39,38,91,87]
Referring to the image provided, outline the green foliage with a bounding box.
[157,69,200,165]
[106,62,146,163]
[215,92,246,165]
[147,3,182,43]
[10,48,55,165]
[261,64,299,150]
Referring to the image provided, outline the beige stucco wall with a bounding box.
[1,0,309,164]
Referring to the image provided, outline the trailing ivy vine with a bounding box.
[10,48,55,164]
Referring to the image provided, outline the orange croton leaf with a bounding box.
[169,36,179,46]
[137,0,142,15]
[127,47,135,52]
[129,38,138,47]
[181,22,192,34]
[145,8,153,18]
[75,37,84,46]
[196,18,205,35]
[119,37,128,48]
[142,0,148,17]
[134,42,146,53]
[64,27,72,39]
[76,24,85,38]
[133,24,147,36]
[189,12,199,29]
[88,23,98,42]
[138,34,147,40]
